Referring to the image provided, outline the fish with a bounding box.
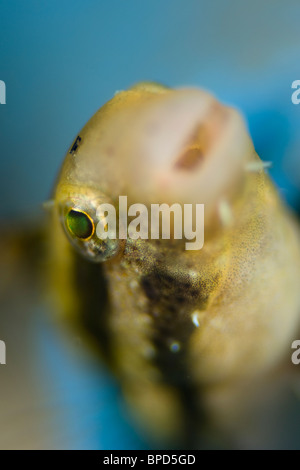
[47,82,300,448]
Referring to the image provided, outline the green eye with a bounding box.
[66,209,94,240]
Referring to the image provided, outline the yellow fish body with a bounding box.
[49,83,300,446]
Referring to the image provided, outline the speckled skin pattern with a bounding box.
[49,83,300,445]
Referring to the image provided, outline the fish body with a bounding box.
[49,83,300,446]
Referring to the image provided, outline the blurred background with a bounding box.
[0,0,300,449]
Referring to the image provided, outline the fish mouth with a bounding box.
[172,101,230,172]
[120,88,253,220]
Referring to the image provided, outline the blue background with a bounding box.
[0,0,300,449]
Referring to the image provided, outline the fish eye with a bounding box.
[66,209,94,240]
[59,195,122,263]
